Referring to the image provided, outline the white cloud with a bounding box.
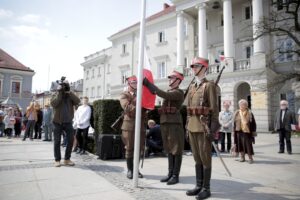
[0,8,13,19]
[18,14,41,24]
[11,25,51,40]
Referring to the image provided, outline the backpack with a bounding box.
[89,104,94,129]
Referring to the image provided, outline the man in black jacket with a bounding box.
[50,79,80,167]
[274,100,296,154]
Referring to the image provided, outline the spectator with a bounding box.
[4,107,16,139]
[14,108,23,138]
[146,120,163,157]
[0,110,5,137]
[219,101,233,153]
[23,102,37,141]
[34,103,43,139]
[43,104,53,141]
[50,79,80,167]
[74,96,91,155]
[274,100,296,154]
[233,99,256,164]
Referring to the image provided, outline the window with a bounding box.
[158,31,165,43]
[86,70,89,80]
[245,6,252,20]
[92,69,95,79]
[276,38,295,62]
[122,44,127,54]
[206,19,208,30]
[157,61,167,79]
[121,70,129,85]
[221,15,223,26]
[11,81,20,94]
[246,46,252,59]
[91,87,95,97]
[86,88,89,97]
[97,86,101,97]
[98,67,101,77]
[277,0,283,10]
[184,57,188,68]
[106,84,111,95]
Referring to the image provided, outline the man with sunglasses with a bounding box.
[143,70,185,185]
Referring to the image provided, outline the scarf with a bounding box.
[239,109,250,133]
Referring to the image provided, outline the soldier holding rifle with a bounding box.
[185,57,220,200]
[119,75,145,179]
[143,70,185,185]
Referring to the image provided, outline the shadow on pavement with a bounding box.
[253,160,291,165]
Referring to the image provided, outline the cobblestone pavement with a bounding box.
[0,133,299,200]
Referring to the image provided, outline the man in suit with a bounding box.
[274,100,296,154]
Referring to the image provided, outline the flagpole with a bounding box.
[133,0,146,188]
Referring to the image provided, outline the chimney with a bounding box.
[163,3,170,10]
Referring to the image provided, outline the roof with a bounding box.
[0,48,34,72]
[109,4,175,39]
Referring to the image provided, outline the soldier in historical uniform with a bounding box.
[143,70,185,185]
[119,75,145,179]
[185,57,220,200]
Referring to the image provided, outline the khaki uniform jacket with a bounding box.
[50,92,80,124]
[156,87,184,124]
[120,91,146,131]
[187,78,219,133]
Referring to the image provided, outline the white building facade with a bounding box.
[81,1,300,132]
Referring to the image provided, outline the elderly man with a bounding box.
[274,100,296,154]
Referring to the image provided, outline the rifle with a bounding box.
[111,112,125,132]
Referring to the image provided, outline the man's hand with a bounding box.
[143,77,156,94]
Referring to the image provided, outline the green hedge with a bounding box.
[93,99,123,137]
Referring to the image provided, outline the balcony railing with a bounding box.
[207,63,221,75]
[234,59,250,71]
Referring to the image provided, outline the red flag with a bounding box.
[142,69,155,110]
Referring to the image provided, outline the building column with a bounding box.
[252,0,264,54]
[198,3,207,58]
[223,0,234,58]
[177,11,185,68]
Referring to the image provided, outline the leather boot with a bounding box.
[196,167,211,200]
[160,154,174,182]
[167,154,182,185]
[186,164,203,196]
[126,157,133,179]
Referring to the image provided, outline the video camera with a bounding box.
[50,76,70,92]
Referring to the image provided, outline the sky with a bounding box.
[0,0,171,92]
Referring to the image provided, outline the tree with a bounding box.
[253,0,300,58]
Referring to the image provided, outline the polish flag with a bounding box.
[142,47,155,110]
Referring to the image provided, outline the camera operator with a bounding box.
[50,77,80,167]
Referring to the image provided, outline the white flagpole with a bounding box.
[133,0,146,188]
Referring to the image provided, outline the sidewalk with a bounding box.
[0,133,299,200]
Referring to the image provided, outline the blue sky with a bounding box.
[0,0,171,92]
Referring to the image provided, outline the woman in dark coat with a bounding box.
[233,99,256,164]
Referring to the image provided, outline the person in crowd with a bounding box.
[219,100,233,153]
[50,78,80,167]
[14,107,23,138]
[0,110,4,137]
[23,102,37,141]
[74,96,91,155]
[233,99,256,164]
[146,119,163,157]
[34,103,43,139]
[185,57,220,199]
[4,107,16,139]
[144,70,185,185]
[274,100,296,154]
[43,104,53,141]
[120,75,146,179]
